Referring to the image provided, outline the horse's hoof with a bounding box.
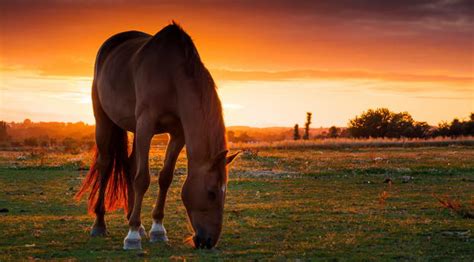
[149,231,169,242]
[139,224,148,239]
[149,221,168,242]
[90,226,107,237]
[123,230,142,250]
[123,238,142,250]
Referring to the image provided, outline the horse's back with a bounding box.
[95,31,151,73]
[95,31,151,131]
[94,25,194,134]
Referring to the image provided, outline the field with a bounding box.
[0,142,473,260]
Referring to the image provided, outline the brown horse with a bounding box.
[76,22,239,250]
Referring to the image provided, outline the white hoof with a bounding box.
[123,229,142,250]
[149,221,168,242]
[138,224,148,239]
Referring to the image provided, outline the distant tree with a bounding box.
[431,113,474,137]
[0,121,8,141]
[235,132,253,143]
[50,137,57,147]
[339,128,350,138]
[38,135,50,147]
[348,108,392,138]
[465,113,474,135]
[449,119,464,137]
[434,121,451,137]
[227,130,236,142]
[303,112,312,140]
[24,137,38,147]
[23,119,32,125]
[411,122,431,138]
[387,111,415,137]
[348,108,427,138]
[328,126,340,138]
[293,124,300,140]
[63,137,78,152]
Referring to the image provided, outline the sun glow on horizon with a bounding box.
[1,68,472,128]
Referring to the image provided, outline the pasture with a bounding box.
[0,144,473,260]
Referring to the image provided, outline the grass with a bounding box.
[231,136,474,150]
[0,145,473,260]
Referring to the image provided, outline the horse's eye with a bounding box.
[208,191,217,200]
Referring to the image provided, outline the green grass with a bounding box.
[0,146,473,260]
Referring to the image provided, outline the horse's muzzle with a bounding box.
[193,232,213,249]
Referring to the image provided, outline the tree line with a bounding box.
[293,108,474,140]
[1,108,473,148]
[346,108,473,138]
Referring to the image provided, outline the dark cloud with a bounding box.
[2,0,472,22]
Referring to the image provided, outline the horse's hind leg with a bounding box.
[150,133,184,242]
[90,119,115,236]
[123,118,154,250]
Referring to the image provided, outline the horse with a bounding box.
[75,22,239,250]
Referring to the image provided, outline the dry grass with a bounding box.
[230,136,474,150]
[433,194,474,219]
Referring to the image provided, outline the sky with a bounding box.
[1,0,473,127]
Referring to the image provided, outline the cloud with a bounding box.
[2,0,472,29]
[415,95,474,100]
[211,68,474,85]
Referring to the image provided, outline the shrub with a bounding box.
[24,137,39,147]
[293,124,300,140]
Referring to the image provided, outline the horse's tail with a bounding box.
[75,82,131,215]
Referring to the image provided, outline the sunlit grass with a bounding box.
[0,146,473,260]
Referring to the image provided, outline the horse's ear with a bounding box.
[226,151,240,165]
[212,150,229,168]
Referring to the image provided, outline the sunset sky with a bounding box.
[1,0,473,127]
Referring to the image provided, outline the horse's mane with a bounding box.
[163,22,228,159]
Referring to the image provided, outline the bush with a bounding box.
[63,137,79,153]
[24,137,39,147]
[328,126,340,138]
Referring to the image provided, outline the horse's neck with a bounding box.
[179,93,227,164]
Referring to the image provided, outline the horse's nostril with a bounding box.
[205,237,212,249]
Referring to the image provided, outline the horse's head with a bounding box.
[181,150,239,249]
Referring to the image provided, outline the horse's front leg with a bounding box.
[125,137,147,239]
[123,120,153,250]
[150,134,184,242]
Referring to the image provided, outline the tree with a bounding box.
[432,113,474,137]
[24,137,38,147]
[449,119,463,137]
[411,122,431,138]
[0,121,8,141]
[348,108,422,138]
[348,108,392,138]
[303,112,312,140]
[227,130,236,142]
[63,137,78,152]
[465,113,474,135]
[235,132,253,143]
[434,121,451,137]
[328,126,340,138]
[293,124,300,140]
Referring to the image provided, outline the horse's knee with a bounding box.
[133,170,150,193]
